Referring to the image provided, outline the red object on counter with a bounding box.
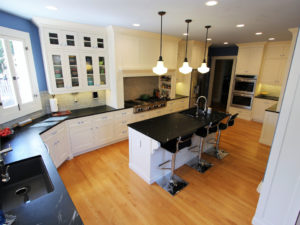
[0,127,12,137]
[52,110,72,117]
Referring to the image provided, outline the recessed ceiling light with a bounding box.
[45,5,58,10]
[183,33,188,36]
[269,37,275,41]
[224,42,229,45]
[207,38,212,41]
[132,23,140,27]
[205,0,218,6]
[236,24,245,28]
[255,32,263,35]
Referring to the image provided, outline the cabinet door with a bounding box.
[93,113,115,146]
[68,118,94,155]
[61,31,79,49]
[236,46,264,75]
[48,52,69,92]
[41,124,69,168]
[65,53,83,90]
[81,54,108,89]
[80,34,105,50]
[44,29,63,48]
[260,58,283,85]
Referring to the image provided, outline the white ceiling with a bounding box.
[1,0,300,45]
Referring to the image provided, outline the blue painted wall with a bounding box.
[0,10,47,91]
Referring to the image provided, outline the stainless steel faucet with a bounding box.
[195,96,207,118]
[0,144,13,183]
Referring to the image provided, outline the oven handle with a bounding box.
[232,92,254,97]
[235,78,257,82]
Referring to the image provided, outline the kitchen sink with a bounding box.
[181,108,198,117]
[0,156,54,211]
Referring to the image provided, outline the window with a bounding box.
[0,26,41,124]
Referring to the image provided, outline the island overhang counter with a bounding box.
[127,110,228,184]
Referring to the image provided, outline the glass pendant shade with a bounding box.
[179,59,192,74]
[198,62,210,74]
[153,59,168,75]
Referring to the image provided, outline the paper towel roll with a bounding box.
[49,98,58,112]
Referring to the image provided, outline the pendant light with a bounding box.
[179,19,193,74]
[198,25,211,74]
[153,11,168,75]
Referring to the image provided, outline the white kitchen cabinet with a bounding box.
[44,29,79,50]
[92,112,115,146]
[173,98,189,112]
[35,19,110,94]
[79,33,105,50]
[41,123,70,168]
[259,111,279,146]
[252,98,278,123]
[47,51,83,93]
[259,42,290,86]
[236,43,265,75]
[80,53,108,89]
[229,106,252,120]
[116,30,179,70]
[114,109,133,139]
[68,117,94,155]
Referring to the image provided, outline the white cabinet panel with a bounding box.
[41,123,70,168]
[252,98,278,122]
[68,117,94,155]
[259,111,279,146]
[229,106,252,120]
[236,45,264,75]
[93,113,115,146]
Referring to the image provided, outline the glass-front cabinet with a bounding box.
[82,54,107,89]
[48,52,83,93]
[45,29,79,49]
[80,34,105,50]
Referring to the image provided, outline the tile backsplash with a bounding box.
[1,90,106,128]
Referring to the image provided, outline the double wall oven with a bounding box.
[231,75,257,109]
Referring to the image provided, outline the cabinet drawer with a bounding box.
[41,123,65,142]
[93,112,114,124]
[68,117,91,128]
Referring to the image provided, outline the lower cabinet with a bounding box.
[229,106,252,120]
[41,98,189,167]
[41,123,70,168]
[259,111,279,146]
[68,117,94,155]
[252,98,278,123]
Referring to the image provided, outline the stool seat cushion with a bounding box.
[161,134,193,153]
[195,127,208,137]
[219,123,227,130]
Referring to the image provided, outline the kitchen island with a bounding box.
[128,109,228,184]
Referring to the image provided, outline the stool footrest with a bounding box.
[156,173,188,196]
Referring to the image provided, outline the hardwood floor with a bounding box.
[58,118,271,225]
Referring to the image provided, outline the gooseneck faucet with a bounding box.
[195,96,207,118]
[0,144,13,183]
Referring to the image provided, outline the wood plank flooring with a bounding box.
[58,118,271,225]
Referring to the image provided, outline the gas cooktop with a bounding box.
[125,98,167,113]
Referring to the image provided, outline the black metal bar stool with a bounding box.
[187,121,218,173]
[156,134,193,195]
[205,113,239,159]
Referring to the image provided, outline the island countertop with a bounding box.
[128,109,228,144]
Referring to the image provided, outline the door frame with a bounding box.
[207,56,237,112]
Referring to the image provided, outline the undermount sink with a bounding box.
[0,156,54,211]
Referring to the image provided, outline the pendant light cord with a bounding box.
[185,21,190,59]
[160,13,163,58]
[203,27,209,63]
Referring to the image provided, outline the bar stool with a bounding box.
[156,134,193,195]
[205,113,238,159]
[187,121,218,173]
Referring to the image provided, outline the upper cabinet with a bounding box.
[34,18,109,94]
[114,28,180,70]
[236,43,265,75]
[259,42,291,86]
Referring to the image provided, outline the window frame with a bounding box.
[0,26,42,124]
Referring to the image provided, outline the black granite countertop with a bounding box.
[0,104,122,224]
[266,104,280,113]
[128,108,228,144]
[255,94,279,101]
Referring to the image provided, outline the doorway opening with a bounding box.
[208,57,236,112]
